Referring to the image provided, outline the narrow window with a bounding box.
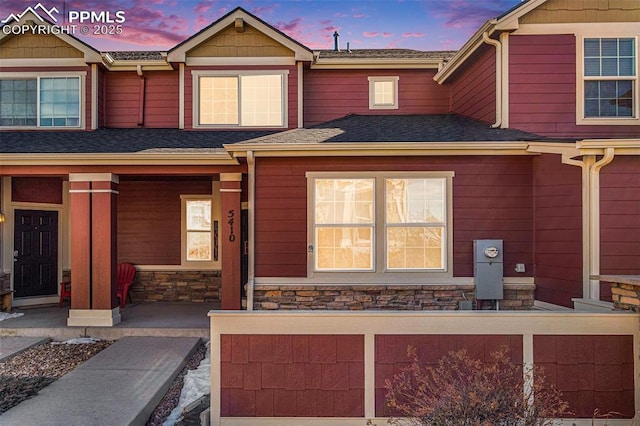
[185,199,213,262]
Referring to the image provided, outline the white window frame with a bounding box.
[576,35,639,125]
[181,195,216,268]
[0,71,86,129]
[192,70,288,129]
[306,171,454,279]
[368,76,399,110]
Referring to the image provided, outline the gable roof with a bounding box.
[167,7,314,63]
[0,10,102,63]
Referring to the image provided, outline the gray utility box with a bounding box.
[473,239,504,300]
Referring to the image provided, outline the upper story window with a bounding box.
[368,76,399,110]
[0,75,82,128]
[578,37,638,125]
[193,71,287,128]
[308,172,453,275]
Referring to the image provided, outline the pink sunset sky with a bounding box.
[0,0,522,52]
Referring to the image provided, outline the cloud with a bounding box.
[382,32,392,38]
[363,31,378,38]
[402,32,425,38]
[428,0,515,30]
[193,1,213,14]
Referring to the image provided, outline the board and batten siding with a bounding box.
[183,65,298,130]
[533,154,583,307]
[103,71,179,128]
[117,179,212,265]
[254,156,534,279]
[449,44,496,124]
[509,34,640,138]
[303,69,450,126]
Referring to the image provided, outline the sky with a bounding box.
[0,0,523,52]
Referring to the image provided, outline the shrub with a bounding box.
[384,346,570,426]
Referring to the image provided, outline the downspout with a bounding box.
[482,31,502,128]
[246,151,255,311]
[136,65,145,127]
[588,148,615,302]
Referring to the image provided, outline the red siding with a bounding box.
[184,65,298,130]
[117,179,212,265]
[220,334,364,417]
[533,154,582,307]
[450,44,496,123]
[12,177,63,204]
[104,71,179,128]
[254,156,534,278]
[303,69,450,126]
[600,157,640,281]
[534,335,635,418]
[375,334,523,417]
[509,34,639,138]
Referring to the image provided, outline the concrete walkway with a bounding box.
[0,336,49,361]
[0,336,201,426]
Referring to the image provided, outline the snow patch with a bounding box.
[51,338,102,345]
[163,341,211,426]
[0,312,24,322]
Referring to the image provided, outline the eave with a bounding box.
[226,141,538,157]
[311,58,444,70]
[0,152,239,166]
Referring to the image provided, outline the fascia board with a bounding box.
[311,59,442,70]
[0,153,239,166]
[495,0,548,31]
[226,142,535,157]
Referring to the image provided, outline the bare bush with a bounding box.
[384,346,570,426]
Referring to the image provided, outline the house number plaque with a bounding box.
[227,209,236,242]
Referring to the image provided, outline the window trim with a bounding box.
[191,70,289,129]
[180,195,217,268]
[368,76,399,110]
[306,171,454,279]
[0,71,86,130]
[576,35,639,125]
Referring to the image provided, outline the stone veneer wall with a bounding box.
[253,284,534,311]
[0,272,10,291]
[130,270,221,303]
[610,282,640,313]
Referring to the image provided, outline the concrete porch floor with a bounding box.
[0,301,218,340]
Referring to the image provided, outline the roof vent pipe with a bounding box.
[333,31,340,51]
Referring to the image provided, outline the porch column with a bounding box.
[67,173,120,326]
[220,173,242,310]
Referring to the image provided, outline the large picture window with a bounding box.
[0,76,81,128]
[195,72,286,127]
[580,37,637,123]
[309,172,453,274]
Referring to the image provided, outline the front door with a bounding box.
[13,210,58,297]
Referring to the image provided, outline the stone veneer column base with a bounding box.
[68,308,121,326]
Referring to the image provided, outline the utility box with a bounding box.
[474,239,504,301]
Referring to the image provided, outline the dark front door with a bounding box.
[13,210,58,297]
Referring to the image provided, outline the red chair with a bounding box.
[59,281,72,307]
[116,263,136,309]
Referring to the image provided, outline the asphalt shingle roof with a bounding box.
[104,51,166,61]
[0,128,278,154]
[316,49,457,61]
[237,114,550,145]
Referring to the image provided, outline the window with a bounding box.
[368,76,399,110]
[579,37,637,123]
[194,71,286,127]
[0,76,81,128]
[309,172,453,274]
[182,197,214,264]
